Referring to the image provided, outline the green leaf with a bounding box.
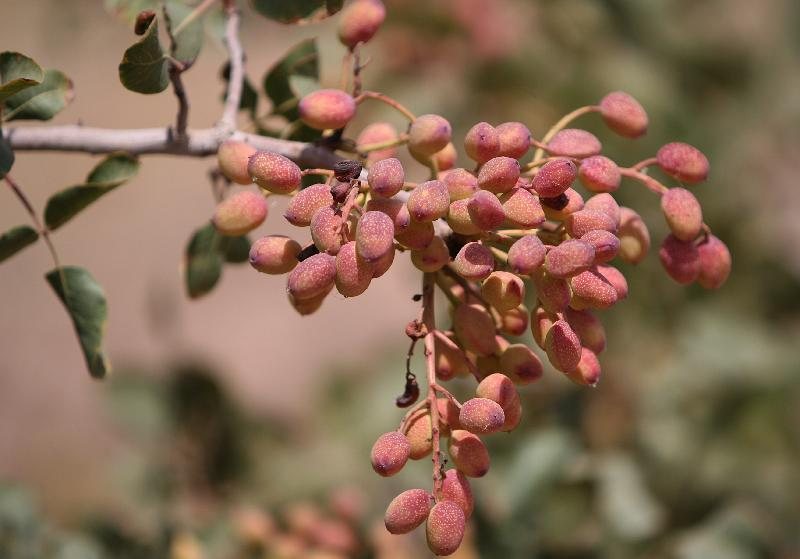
[0,225,38,263]
[3,70,74,122]
[220,235,251,264]
[167,2,204,65]
[0,52,43,103]
[264,38,319,121]
[251,0,340,23]
[185,223,223,298]
[44,153,140,230]
[46,266,110,379]
[118,16,170,94]
[0,127,13,178]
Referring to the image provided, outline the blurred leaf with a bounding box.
[251,0,340,23]
[220,234,251,264]
[3,69,74,122]
[263,38,318,120]
[0,51,43,102]
[0,128,13,178]
[46,266,110,379]
[44,153,140,230]
[596,453,665,541]
[504,429,581,514]
[0,225,38,263]
[107,372,168,438]
[118,16,169,94]
[185,223,223,298]
[167,2,204,65]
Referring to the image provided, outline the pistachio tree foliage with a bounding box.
[0,0,730,555]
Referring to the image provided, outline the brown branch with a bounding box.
[162,2,190,140]
[422,272,444,501]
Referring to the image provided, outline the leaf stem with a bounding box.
[354,91,416,122]
[532,104,598,162]
[4,174,63,275]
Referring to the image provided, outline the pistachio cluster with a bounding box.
[210,0,730,555]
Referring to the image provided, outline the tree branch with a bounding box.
[2,125,342,168]
[219,0,244,132]
[163,2,190,140]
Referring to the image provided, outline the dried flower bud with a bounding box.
[134,10,156,35]
[333,159,363,182]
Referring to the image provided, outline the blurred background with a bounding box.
[1,0,799,557]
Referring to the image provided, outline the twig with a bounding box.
[219,0,244,132]
[354,91,416,122]
[162,3,190,140]
[619,166,668,195]
[421,272,444,500]
[4,175,62,271]
[3,125,342,167]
